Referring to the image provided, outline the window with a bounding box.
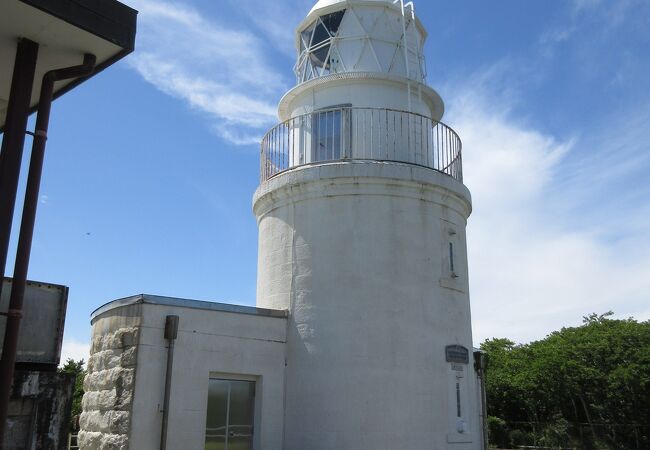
[311,106,351,162]
[313,109,342,161]
[204,379,255,450]
[449,242,455,274]
[297,10,346,82]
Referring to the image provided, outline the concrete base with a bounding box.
[4,370,75,450]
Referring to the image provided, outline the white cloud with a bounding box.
[228,0,314,56]
[60,338,90,365]
[124,0,288,145]
[444,75,650,344]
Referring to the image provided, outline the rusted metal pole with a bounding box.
[0,39,39,300]
[0,53,96,443]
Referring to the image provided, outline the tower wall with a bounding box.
[279,75,442,121]
[254,161,481,450]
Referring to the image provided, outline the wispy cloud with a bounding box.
[125,0,289,145]
[571,0,638,27]
[227,0,314,57]
[444,66,650,344]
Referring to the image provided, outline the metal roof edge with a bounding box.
[19,0,138,50]
[90,294,288,322]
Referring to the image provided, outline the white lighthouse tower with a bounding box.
[254,0,482,449]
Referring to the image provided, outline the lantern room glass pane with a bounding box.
[296,10,346,82]
[310,44,331,70]
[301,22,315,48]
[312,20,330,47]
[321,10,345,35]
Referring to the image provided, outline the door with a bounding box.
[204,379,256,450]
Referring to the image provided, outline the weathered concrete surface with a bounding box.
[79,296,288,450]
[3,370,75,450]
[78,304,141,450]
[254,161,481,450]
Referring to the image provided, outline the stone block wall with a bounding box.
[78,323,140,450]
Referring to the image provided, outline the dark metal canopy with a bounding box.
[0,0,137,131]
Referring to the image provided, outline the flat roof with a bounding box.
[0,0,137,131]
[91,294,289,321]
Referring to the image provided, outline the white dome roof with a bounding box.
[309,0,394,15]
[301,0,426,40]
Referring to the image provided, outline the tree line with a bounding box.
[481,312,650,450]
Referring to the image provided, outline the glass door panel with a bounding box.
[205,379,255,450]
[313,110,342,162]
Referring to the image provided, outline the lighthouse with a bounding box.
[78,0,484,449]
[254,0,481,449]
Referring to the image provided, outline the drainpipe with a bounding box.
[0,53,96,442]
[474,351,489,450]
[0,38,39,306]
[160,315,179,450]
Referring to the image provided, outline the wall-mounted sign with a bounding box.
[445,345,469,364]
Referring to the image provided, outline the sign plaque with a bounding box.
[445,345,469,364]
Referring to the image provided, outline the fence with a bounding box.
[260,107,463,183]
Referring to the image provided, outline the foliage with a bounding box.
[488,415,510,448]
[58,358,86,429]
[481,312,650,450]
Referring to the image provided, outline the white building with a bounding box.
[79,1,487,449]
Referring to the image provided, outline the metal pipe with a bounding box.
[160,315,179,450]
[0,39,39,303]
[474,351,489,450]
[0,53,96,442]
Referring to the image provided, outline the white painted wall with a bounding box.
[81,297,288,450]
[254,161,482,450]
[280,76,438,120]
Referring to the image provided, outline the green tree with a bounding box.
[58,359,86,422]
[481,313,650,450]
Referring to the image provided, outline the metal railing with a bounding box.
[260,107,462,183]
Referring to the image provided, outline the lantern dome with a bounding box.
[295,0,428,85]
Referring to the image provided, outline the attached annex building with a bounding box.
[79,1,487,449]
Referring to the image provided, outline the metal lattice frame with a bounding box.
[294,2,427,84]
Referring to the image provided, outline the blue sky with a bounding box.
[5,0,650,362]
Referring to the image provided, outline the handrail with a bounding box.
[260,107,463,183]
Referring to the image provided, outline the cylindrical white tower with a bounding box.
[254,1,481,449]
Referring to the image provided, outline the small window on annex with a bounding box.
[296,10,346,83]
[204,378,256,450]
